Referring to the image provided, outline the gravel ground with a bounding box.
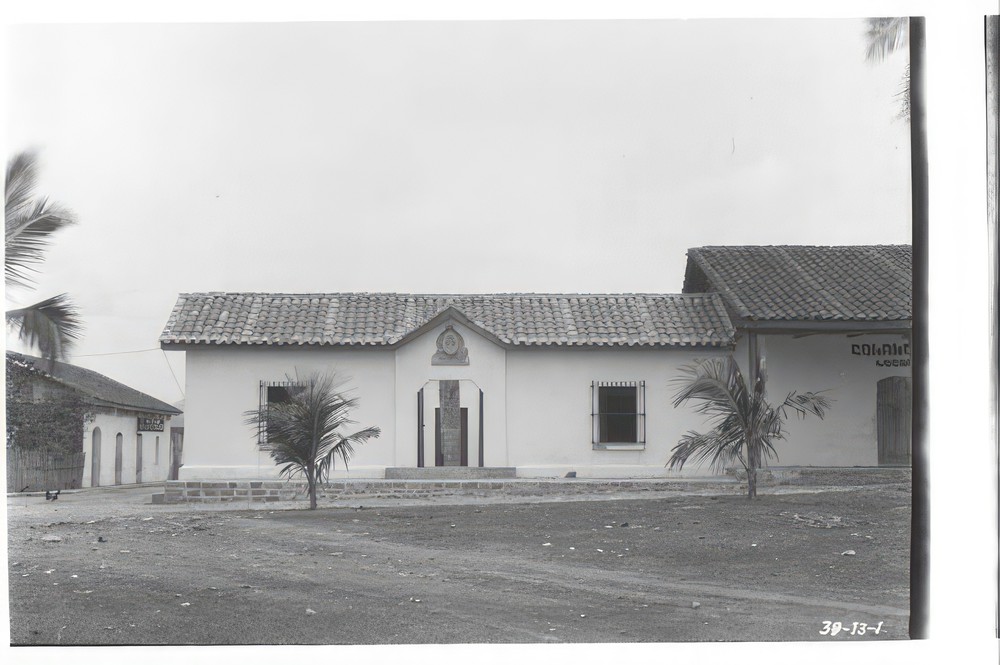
[7,481,911,645]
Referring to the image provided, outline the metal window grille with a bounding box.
[591,380,646,445]
[257,380,304,445]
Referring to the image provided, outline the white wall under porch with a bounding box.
[735,332,912,467]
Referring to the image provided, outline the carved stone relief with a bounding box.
[432,324,469,365]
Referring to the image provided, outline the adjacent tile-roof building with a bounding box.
[682,245,911,327]
[158,293,735,348]
[7,351,182,415]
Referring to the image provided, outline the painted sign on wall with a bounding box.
[137,416,165,432]
[851,342,911,368]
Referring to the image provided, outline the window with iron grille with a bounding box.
[591,381,645,448]
[257,380,305,444]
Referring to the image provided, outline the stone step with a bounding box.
[383,467,517,480]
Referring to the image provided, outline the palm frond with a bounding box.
[668,425,746,473]
[781,391,832,420]
[671,357,749,429]
[669,352,828,497]
[895,64,911,121]
[5,151,38,217]
[6,293,84,363]
[864,17,908,63]
[5,152,76,290]
[243,370,381,507]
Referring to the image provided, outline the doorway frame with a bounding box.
[416,379,484,468]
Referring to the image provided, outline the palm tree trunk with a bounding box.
[306,463,318,510]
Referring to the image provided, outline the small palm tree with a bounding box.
[667,350,830,499]
[245,371,381,509]
[5,151,83,364]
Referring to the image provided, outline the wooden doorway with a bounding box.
[434,407,468,466]
[169,429,183,480]
[114,433,123,485]
[877,376,912,466]
[91,428,102,487]
[135,433,143,484]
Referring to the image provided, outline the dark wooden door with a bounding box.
[135,434,143,484]
[114,433,123,485]
[417,389,424,467]
[434,407,468,466]
[91,428,101,487]
[169,430,183,481]
[877,376,912,466]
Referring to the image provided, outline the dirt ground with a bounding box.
[7,481,911,645]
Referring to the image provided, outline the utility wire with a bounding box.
[68,346,185,400]
[72,347,161,357]
[161,349,185,399]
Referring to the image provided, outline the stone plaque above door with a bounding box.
[432,324,469,365]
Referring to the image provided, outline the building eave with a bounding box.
[734,320,912,334]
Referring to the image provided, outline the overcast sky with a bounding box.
[6,19,911,404]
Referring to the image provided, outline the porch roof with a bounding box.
[158,292,735,348]
[683,245,911,326]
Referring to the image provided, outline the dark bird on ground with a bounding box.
[45,489,60,501]
[97,536,106,543]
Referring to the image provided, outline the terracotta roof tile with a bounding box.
[159,293,735,348]
[683,245,911,323]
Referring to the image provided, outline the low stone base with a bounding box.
[158,477,741,504]
[156,468,910,505]
[727,466,912,486]
[162,480,310,504]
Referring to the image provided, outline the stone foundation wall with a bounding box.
[159,478,741,504]
[162,480,309,503]
[158,468,912,504]
[728,466,912,486]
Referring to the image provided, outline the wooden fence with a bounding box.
[6,447,86,492]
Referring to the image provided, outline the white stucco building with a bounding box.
[159,244,911,480]
[159,293,736,479]
[6,352,182,488]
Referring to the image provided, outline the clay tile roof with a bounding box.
[159,293,735,348]
[7,352,182,415]
[682,245,912,323]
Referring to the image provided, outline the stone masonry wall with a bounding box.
[159,468,911,504]
[162,480,308,503]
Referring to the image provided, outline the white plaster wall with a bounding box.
[737,332,912,467]
[181,333,738,479]
[393,320,507,467]
[83,411,173,487]
[181,346,396,479]
[146,432,169,482]
[505,346,731,477]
